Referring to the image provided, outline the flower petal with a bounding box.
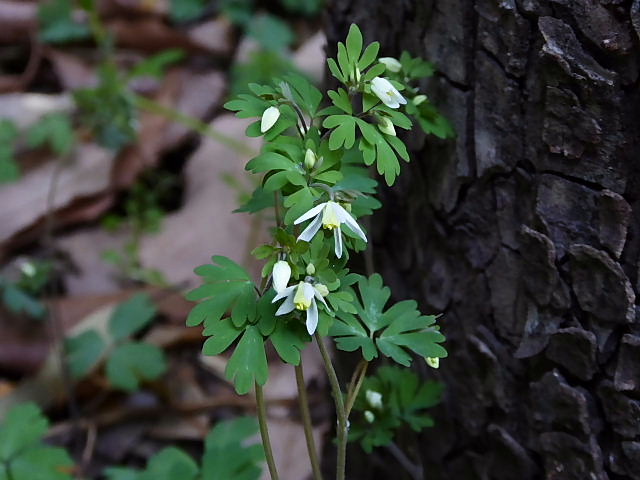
[334,226,343,258]
[276,295,296,315]
[334,204,367,242]
[297,213,323,242]
[314,289,331,311]
[260,106,280,133]
[272,285,296,303]
[272,261,291,293]
[306,299,318,335]
[294,203,326,225]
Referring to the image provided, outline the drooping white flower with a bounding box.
[365,390,383,410]
[272,260,291,293]
[378,57,402,73]
[272,280,330,334]
[370,77,407,109]
[260,106,280,133]
[364,410,375,423]
[294,201,367,258]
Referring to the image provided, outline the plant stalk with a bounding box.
[255,382,279,480]
[295,361,325,480]
[315,333,347,480]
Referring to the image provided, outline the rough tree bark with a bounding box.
[326,1,640,479]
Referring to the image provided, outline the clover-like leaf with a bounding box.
[186,256,256,328]
[0,403,49,461]
[66,330,107,379]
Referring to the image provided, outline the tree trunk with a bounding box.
[326,1,640,478]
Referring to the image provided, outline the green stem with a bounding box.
[134,95,256,156]
[255,382,279,480]
[345,360,368,418]
[295,361,325,480]
[314,333,347,480]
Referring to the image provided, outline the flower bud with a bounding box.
[355,66,361,82]
[272,260,291,293]
[364,410,375,423]
[365,389,383,409]
[413,94,428,106]
[426,357,440,369]
[306,263,316,275]
[378,57,402,73]
[260,106,280,133]
[304,149,316,170]
[377,116,396,136]
[314,283,329,297]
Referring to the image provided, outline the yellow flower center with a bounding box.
[322,202,340,230]
[294,282,312,311]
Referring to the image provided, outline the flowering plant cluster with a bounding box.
[187,24,451,480]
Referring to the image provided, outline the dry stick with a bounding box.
[255,382,280,480]
[315,333,347,480]
[295,361,325,480]
[385,442,423,480]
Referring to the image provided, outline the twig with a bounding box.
[345,360,368,418]
[386,442,423,480]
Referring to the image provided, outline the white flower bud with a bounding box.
[364,410,375,423]
[426,357,440,369]
[370,77,407,109]
[413,94,428,106]
[260,106,280,133]
[304,149,316,170]
[272,260,291,293]
[377,117,396,136]
[365,389,383,409]
[306,263,316,275]
[378,57,402,73]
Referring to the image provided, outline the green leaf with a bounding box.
[283,73,323,117]
[26,113,75,156]
[269,321,309,365]
[104,467,141,480]
[2,284,46,318]
[169,0,206,22]
[337,42,350,81]
[202,417,263,480]
[224,94,268,119]
[328,89,352,114]
[65,329,107,379]
[0,119,20,183]
[245,151,295,173]
[358,42,380,70]
[332,274,447,365]
[139,448,199,480]
[225,326,268,395]
[202,318,243,356]
[109,293,157,341]
[283,187,316,225]
[361,62,386,82]
[106,342,167,392]
[327,58,344,82]
[128,49,185,79]
[186,256,256,328]
[345,24,363,63]
[323,115,356,150]
[0,404,49,461]
[247,14,294,51]
[10,446,74,480]
[38,0,90,44]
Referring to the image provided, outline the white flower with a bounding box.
[294,201,367,258]
[272,260,291,293]
[260,106,280,133]
[365,390,383,409]
[370,77,407,109]
[364,410,375,423]
[272,280,330,334]
[378,57,402,73]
